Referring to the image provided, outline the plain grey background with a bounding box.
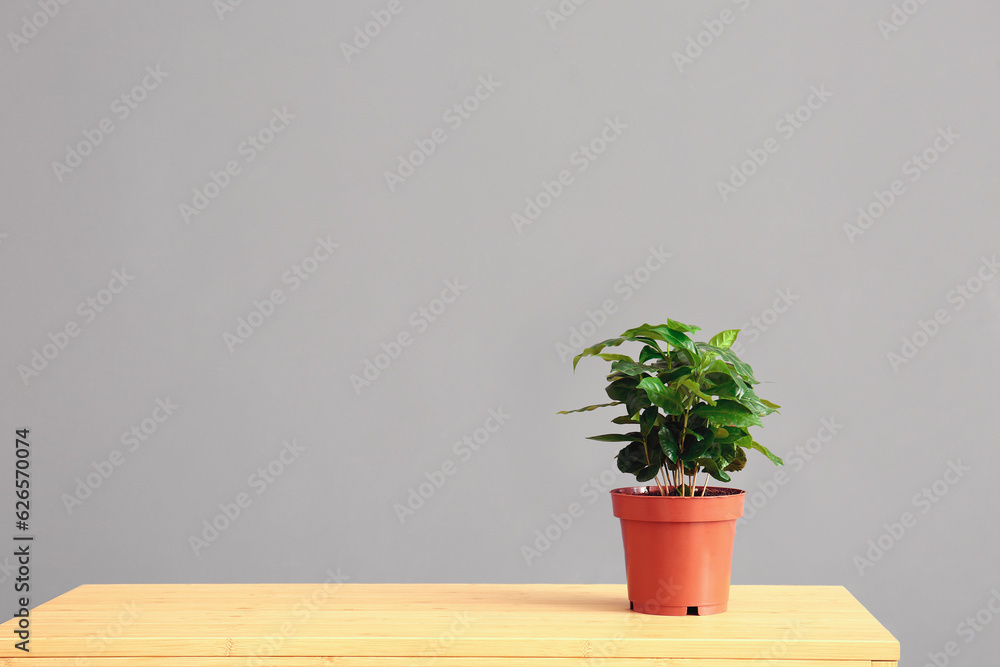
[2,0,999,663]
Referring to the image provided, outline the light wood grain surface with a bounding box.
[0,584,898,666]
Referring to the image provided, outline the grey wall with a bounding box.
[2,1,999,662]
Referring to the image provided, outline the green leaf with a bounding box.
[658,365,693,385]
[705,376,774,416]
[657,328,699,357]
[621,324,698,358]
[611,360,660,377]
[708,329,740,350]
[595,353,634,366]
[639,406,658,436]
[635,465,661,482]
[638,345,664,364]
[716,379,777,417]
[645,432,664,466]
[698,457,732,482]
[611,415,637,425]
[748,440,784,466]
[760,398,781,410]
[573,337,628,370]
[691,399,762,427]
[715,427,749,444]
[681,438,712,462]
[619,324,658,338]
[680,427,715,462]
[557,402,622,414]
[703,375,743,401]
[659,428,679,463]
[681,379,716,405]
[632,336,664,353]
[716,348,758,384]
[724,447,747,472]
[728,371,751,395]
[718,441,737,460]
[605,377,637,402]
[696,344,758,384]
[616,441,648,474]
[697,345,722,371]
[625,387,652,417]
[704,359,739,381]
[587,432,642,442]
[744,395,778,417]
[636,377,684,415]
[666,318,701,333]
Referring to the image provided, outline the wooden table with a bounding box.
[0,584,898,666]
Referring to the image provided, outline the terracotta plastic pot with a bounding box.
[610,486,745,616]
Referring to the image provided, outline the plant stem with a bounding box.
[700,471,710,496]
[677,411,689,496]
[640,438,662,496]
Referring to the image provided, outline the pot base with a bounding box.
[630,600,728,616]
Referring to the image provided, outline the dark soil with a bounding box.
[642,487,742,497]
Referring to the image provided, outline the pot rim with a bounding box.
[610,485,746,522]
[611,485,745,498]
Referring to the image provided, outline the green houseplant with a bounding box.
[560,319,782,615]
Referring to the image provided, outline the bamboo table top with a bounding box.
[0,584,898,666]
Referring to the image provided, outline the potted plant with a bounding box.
[559,319,782,616]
